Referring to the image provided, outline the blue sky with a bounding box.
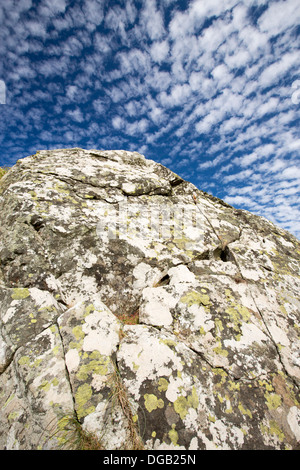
[0,0,299,238]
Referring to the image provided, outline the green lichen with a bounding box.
[238,403,252,419]
[159,338,177,348]
[8,411,19,421]
[84,304,95,317]
[4,394,15,407]
[18,355,30,366]
[76,353,110,381]
[265,392,282,410]
[261,420,285,442]
[169,424,179,445]
[215,318,224,334]
[11,288,30,300]
[158,378,169,392]
[75,383,94,419]
[212,368,228,385]
[180,290,211,307]
[72,325,85,341]
[173,387,199,420]
[39,380,50,392]
[29,313,37,324]
[144,394,164,413]
[224,288,251,331]
[259,379,274,391]
[213,345,229,357]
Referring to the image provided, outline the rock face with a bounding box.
[0,148,299,450]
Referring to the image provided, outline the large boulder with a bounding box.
[0,148,299,449]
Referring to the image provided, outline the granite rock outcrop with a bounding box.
[0,148,299,449]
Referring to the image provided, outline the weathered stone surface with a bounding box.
[0,148,299,449]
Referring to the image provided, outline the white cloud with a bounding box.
[25,21,47,38]
[212,64,233,88]
[140,0,165,41]
[159,83,192,108]
[258,158,287,174]
[288,139,300,151]
[277,166,300,180]
[258,0,300,37]
[82,0,104,31]
[259,51,299,88]
[112,116,124,130]
[39,0,67,15]
[169,0,237,39]
[226,48,251,70]
[0,80,6,104]
[223,168,253,184]
[107,86,126,103]
[149,106,165,124]
[238,25,269,56]
[104,4,136,44]
[224,195,255,207]
[66,108,84,123]
[146,68,171,92]
[256,97,280,117]
[126,118,149,135]
[150,40,169,63]
[196,111,221,134]
[219,116,245,135]
[117,49,151,76]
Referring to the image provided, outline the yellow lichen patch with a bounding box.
[224,288,251,331]
[72,325,85,341]
[180,290,211,308]
[0,167,9,179]
[84,304,95,317]
[225,401,233,414]
[238,403,252,419]
[29,313,37,324]
[75,383,94,419]
[261,420,285,442]
[213,344,229,357]
[215,318,224,334]
[212,368,228,385]
[11,288,30,300]
[159,338,177,348]
[158,378,169,392]
[18,356,30,366]
[144,394,164,413]
[174,387,199,420]
[228,380,240,391]
[76,352,110,381]
[169,424,179,445]
[264,392,282,411]
[39,380,50,392]
[259,378,274,392]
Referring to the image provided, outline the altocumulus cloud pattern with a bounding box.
[0,0,299,238]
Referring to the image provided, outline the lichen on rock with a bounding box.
[0,148,299,449]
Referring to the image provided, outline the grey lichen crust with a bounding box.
[0,148,299,450]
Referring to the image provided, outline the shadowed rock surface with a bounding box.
[0,148,299,449]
